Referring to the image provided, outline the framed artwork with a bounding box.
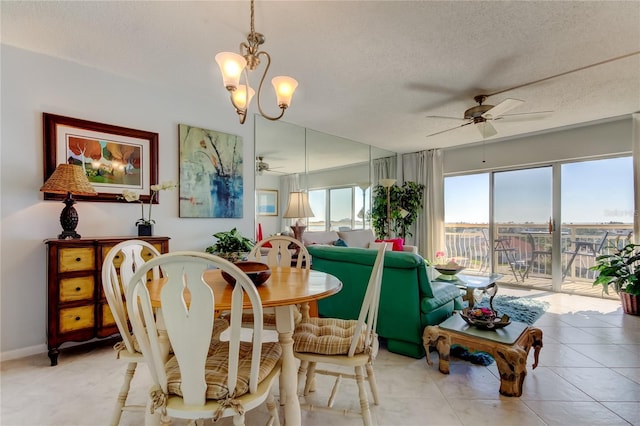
[257,189,278,216]
[178,124,243,218]
[43,113,159,203]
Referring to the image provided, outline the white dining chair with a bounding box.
[248,235,311,323]
[101,239,161,426]
[293,243,386,426]
[126,251,282,425]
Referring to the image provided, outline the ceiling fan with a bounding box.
[426,95,552,138]
[256,156,285,175]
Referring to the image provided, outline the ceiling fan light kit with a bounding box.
[215,0,298,124]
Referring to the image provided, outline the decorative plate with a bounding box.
[459,307,511,330]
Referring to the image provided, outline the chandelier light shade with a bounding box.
[40,164,97,239]
[215,0,298,124]
[283,192,314,243]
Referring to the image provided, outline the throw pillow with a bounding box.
[375,238,404,252]
[333,238,348,247]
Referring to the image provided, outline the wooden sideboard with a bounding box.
[45,236,170,366]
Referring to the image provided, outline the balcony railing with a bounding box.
[444,223,633,286]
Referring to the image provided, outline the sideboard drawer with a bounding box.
[59,305,95,333]
[59,276,94,302]
[59,248,95,272]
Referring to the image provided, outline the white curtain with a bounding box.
[402,149,444,260]
[373,156,397,183]
[633,113,640,244]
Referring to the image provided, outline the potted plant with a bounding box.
[371,181,424,240]
[205,228,254,262]
[591,241,640,315]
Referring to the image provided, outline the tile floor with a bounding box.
[2,286,640,426]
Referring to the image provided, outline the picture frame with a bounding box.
[257,189,278,216]
[43,113,159,203]
[178,124,244,218]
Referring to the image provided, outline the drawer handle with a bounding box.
[75,287,81,292]
[75,257,81,262]
[75,316,81,321]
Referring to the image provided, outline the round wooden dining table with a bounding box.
[146,266,342,425]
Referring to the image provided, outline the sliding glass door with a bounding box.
[494,167,553,287]
[444,155,633,296]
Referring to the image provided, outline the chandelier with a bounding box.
[215,0,298,125]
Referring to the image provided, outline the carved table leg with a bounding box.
[422,326,451,374]
[494,345,528,396]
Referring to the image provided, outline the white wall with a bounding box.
[0,46,257,357]
[444,118,632,174]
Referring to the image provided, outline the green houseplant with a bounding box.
[591,241,640,315]
[205,228,254,262]
[371,181,424,240]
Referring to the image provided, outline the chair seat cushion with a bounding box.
[166,341,281,400]
[293,317,366,355]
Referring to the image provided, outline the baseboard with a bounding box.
[1,343,47,362]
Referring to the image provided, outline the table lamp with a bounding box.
[283,191,315,242]
[379,178,396,238]
[40,164,97,239]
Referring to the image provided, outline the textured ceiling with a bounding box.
[2,1,640,154]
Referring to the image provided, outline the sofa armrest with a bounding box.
[402,245,418,254]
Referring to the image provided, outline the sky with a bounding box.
[445,156,633,225]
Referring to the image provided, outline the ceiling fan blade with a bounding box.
[425,115,467,121]
[476,121,498,138]
[426,122,472,138]
[482,98,524,119]
[494,110,554,121]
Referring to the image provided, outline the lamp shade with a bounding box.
[215,52,247,89]
[379,178,396,188]
[40,164,97,196]
[283,192,314,218]
[231,84,255,110]
[271,76,298,108]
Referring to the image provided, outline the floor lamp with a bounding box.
[357,182,370,229]
[379,179,396,238]
[283,192,315,243]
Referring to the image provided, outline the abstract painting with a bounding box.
[179,124,243,218]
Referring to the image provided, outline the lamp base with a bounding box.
[290,225,307,243]
[58,194,81,240]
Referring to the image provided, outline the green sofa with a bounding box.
[307,245,464,358]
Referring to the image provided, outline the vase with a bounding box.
[137,224,153,237]
[620,292,639,316]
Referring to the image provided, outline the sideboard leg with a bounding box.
[48,348,59,366]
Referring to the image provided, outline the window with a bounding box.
[307,186,371,231]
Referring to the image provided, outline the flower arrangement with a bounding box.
[468,307,496,321]
[121,181,177,226]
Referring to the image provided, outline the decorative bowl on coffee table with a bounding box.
[434,265,465,280]
[459,307,511,330]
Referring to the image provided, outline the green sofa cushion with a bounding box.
[421,281,463,312]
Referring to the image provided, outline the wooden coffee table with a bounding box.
[423,314,543,397]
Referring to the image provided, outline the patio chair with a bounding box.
[126,251,281,425]
[562,231,609,280]
[293,243,386,426]
[482,229,521,281]
[522,233,552,279]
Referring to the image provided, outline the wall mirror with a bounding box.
[255,115,397,239]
